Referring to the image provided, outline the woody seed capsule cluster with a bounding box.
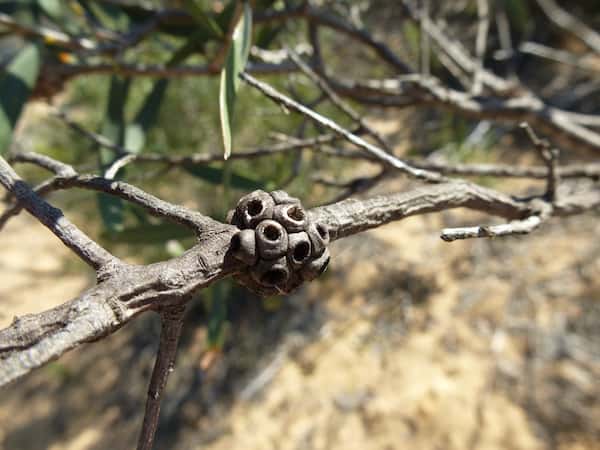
[228,190,330,296]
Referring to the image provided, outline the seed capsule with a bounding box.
[236,190,275,228]
[307,222,330,257]
[270,190,300,205]
[255,219,288,260]
[251,256,291,287]
[273,203,308,233]
[230,229,258,266]
[301,248,330,281]
[287,231,312,268]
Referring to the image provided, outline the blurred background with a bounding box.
[0,1,599,449]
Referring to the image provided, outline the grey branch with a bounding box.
[0,156,116,271]
[441,215,546,242]
[535,0,600,55]
[285,48,391,151]
[1,168,217,235]
[328,76,600,154]
[240,72,445,183]
[0,179,598,386]
[137,306,186,450]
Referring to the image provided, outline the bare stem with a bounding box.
[137,305,186,450]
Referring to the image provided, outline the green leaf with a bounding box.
[97,76,130,233]
[183,164,265,190]
[82,1,129,30]
[207,281,230,349]
[124,79,168,153]
[122,34,199,155]
[184,0,224,39]
[219,1,252,159]
[100,76,130,151]
[255,23,284,49]
[37,0,61,21]
[0,44,40,155]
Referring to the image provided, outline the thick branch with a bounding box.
[0,226,238,386]
[1,181,598,385]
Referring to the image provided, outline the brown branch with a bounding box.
[1,168,219,234]
[9,152,77,177]
[0,225,237,386]
[473,0,491,95]
[400,0,516,94]
[406,159,600,180]
[55,60,299,80]
[518,42,600,74]
[255,4,413,74]
[0,12,97,51]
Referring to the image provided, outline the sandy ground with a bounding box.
[0,199,598,450]
[0,215,90,330]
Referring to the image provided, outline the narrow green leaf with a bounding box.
[255,23,284,49]
[37,0,62,21]
[0,44,40,155]
[123,34,199,155]
[207,281,230,349]
[219,64,234,159]
[219,1,253,159]
[183,164,265,190]
[83,1,129,31]
[184,0,224,39]
[97,76,130,233]
[124,79,168,154]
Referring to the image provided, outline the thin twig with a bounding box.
[137,305,186,450]
[286,47,391,151]
[520,123,561,201]
[535,0,600,55]
[0,156,117,271]
[473,0,491,94]
[420,0,431,76]
[518,42,600,74]
[0,12,97,50]
[3,153,218,233]
[441,214,546,242]
[240,72,445,183]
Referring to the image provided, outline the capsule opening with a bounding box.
[247,199,263,216]
[264,224,280,241]
[288,205,305,222]
[293,241,310,262]
[262,268,287,285]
